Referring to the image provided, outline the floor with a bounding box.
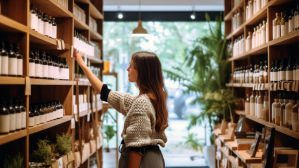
[102,149,209,168]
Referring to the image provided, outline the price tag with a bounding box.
[71,118,75,129]
[87,113,90,122]
[71,46,74,57]
[61,40,65,50]
[260,84,264,90]
[57,40,62,50]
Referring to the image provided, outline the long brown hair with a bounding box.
[132,51,168,132]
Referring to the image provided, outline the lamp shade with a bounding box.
[132,20,148,37]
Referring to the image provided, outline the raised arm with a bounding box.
[73,49,103,94]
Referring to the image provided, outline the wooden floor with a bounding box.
[103,149,117,168]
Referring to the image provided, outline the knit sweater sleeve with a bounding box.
[124,98,152,148]
[107,90,137,116]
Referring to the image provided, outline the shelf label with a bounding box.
[71,118,75,129]
[71,46,74,58]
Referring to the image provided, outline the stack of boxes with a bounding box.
[56,0,69,10]
[74,4,86,23]
[89,17,97,32]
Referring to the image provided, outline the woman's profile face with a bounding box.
[127,60,138,82]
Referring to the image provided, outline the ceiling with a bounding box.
[103,0,224,11]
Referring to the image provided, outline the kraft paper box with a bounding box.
[67,151,75,163]
[67,162,74,168]
[74,151,81,167]
[62,155,68,168]
[51,159,59,168]
[96,133,103,149]
[82,142,90,162]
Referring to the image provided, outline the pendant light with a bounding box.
[132,0,148,37]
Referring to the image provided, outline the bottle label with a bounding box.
[0,115,10,133]
[285,109,292,126]
[1,56,8,75]
[280,70,286,81]
[287,70,293,81]
[56,67,59,79]
[264,100,269,107]
[39,19,44,34]
[262,29,266,45]
[292,112,298,122]
[44,22,48,36]
[59,67,63,80]
[276,108,281,125]
[29,117,34,127]
[17,58,22,76]
[16,112,21,130]
[34,116,40,125]
[250,102,255,116]
[270,72,273,82]
[277,25,281,38]
[52,26,57,39]
[8,57,17,75]
[35,63,41,77]
[273,25,276,39]
[30,13,36,30]
[272,104,275,123]
[29,62,35,77]
[48,24,52,38]
[43,65,48,78]
[245,102,250,114]
[10,113,16,131]
[48,65,53,79]
[66,69,69,80]
[40,115,45,124]
[281,25,286,36]
[257,104,263,119]
[21,111,26,129]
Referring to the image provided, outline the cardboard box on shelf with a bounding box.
[90,139,96,154]
[74,151,81,167]
[82,142,90,162]
[62,155,68,168]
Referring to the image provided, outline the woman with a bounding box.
[74,51,168,168]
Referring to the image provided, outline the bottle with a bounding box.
[245,94,250,114]
[270,61,275,83]
[262,20,266,45]
[273,14,278,39]
[34,50,42,78]
[52,18,57,39]
[252,28,256,48]
[42,103,48,122]
[14,44,23,77]
[263,91,269,121]
[8,100,16,132]
[286,94,295,129]
[256,64,260,83]
[274,60,279,83]
[255,91,259,117]
[241,66,245,83]
[29,50,35,78]
[245,65,248,83]
[29,106,35,127]
[41,51,48,79]
[280,93,287,127]
[292,95,299,125]
[64,58,69,81]
[250,91,256,116]
[52,102,57,120]
[1,41,8,76]
[259,62,264,83]
[57,101,63,118]
[43,13,49,36]
[275,94,282,126]
[38,10,44,34]
[258,24,262,46]
[47,54,54,80]
[263,60,268,83]
[59,57,64,80]
[7,43,17,77]
[281,12,287,36]
[48,16,52,38]
[285,11,289,34]
[249,1,253,19]
[286,57,293,82]
[294,58,297,82]
[53,56,59,80]
[272,97,278,123]
[47,103,53,121]
[246,32,252,52]
[296,4,299,30]
[277,13,281,38]
[30,4,38,31]
[38,104,45,124]
[249,64,253,83]
[14,99,21,131]
[257,91,264,119]
[280,59,286,82]
[33,105,40,125]
[19,99,26,129]
[266,18,269,42]
[0,100,10,134]
[289,9,294,33]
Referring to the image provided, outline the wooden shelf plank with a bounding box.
[0,15,27,33]
[269,30,299,46]
[77,81,91,86]
[31,79,73,85]
[226,141,238,151]
[74,16,89,30]
[29,29,57,46]
[75,0,90,3]
[229,43,268,61]
[30,0,73,17]
[226,83,269,89]
[90,3,104,19]
[227,22,245,39]
[220,147,243,168]
[233,150,262,164]
[90,29,103,41]
[89,56,103,64]
[218,135,234,143]
[0,129,27,146]
[0,77,25,85]
[224,0,244,21]
[29,115,72,135]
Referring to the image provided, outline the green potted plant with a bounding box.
[3,153,23,168]
[164,13,237,168]
[32,138,54,167]
[103,125,115,152]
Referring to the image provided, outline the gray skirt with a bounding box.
[118,143,165,168]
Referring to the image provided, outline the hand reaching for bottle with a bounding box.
[73,48,85,67]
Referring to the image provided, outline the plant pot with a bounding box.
[203,145,215,168]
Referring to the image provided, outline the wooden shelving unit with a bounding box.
[0,0,104,168]
[221,0,299,168]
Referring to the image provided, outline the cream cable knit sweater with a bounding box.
[107,90,167,148]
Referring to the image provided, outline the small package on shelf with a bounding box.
[89,17,98,32]
[74,4,86,23]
